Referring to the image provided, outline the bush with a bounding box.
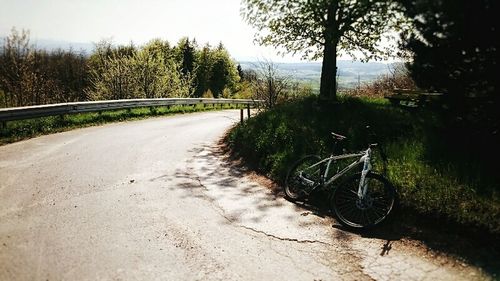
[227,96,500,234]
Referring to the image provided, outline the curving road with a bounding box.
[0,110,489,280]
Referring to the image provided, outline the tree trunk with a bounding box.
[319,41,338,101]
[320,1,339,101]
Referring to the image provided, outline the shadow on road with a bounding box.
[164,143,288,225]
[163,142,499,279]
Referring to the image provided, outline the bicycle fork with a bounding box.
[357,153,372,199]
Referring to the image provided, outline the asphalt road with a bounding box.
[0,110,489,280]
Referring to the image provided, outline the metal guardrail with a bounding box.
[0,98,262,123]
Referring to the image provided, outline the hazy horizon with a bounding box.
[0,0,310,63]
[0,0,402,63]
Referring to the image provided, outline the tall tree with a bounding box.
[194,44,213,97]
[399,0,497,106]
[209,46,239,98]
[0,27,31,107]
[237,64,244,81]
[242,0,405,100]
[176,37,195,76]
[87,45,139,100]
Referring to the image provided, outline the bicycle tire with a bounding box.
[284,155,322,201]
[331,172,397,229]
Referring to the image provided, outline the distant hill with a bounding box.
[31,39,94,54]
[0,37,95,54]
[239,60,400,90]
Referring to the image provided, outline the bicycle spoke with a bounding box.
[337,204,358,222]
[354,209,364,225]
[372,205,388,217]
[332,172,396,228]
[368,209,378,225]
[370,209,381,224]
[345,189,358,196]
[335,201,358,214]
[361,210,368,225]
[336,193,357,202]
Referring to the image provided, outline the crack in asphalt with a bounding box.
[194,177,210,192]
[183,151,389,281]
[237,225,334,246]
[185,151,388,281]
[187,174,238,225]
[188,171,336,247]
[185,149,492,280]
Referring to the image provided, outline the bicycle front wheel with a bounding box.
[284,155,322,201]
[331,172,396,229]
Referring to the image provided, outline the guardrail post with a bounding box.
[247,104,251,118]
[1,121,6,131]
[240,109,244,123]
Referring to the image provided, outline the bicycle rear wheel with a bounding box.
[331,172,396,229]
[284,155,322,200]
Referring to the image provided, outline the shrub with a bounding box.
[227,96,500,234]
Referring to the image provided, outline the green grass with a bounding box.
[1,104,242,145]
[226,96,500,235]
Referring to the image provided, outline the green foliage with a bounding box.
[133,47,172,98]
[0,28,242,107]
[399,0,496,102]
[233,81,254,99]
[397,1,499,208]
[175,37,196,76]
[194,44,214,97]
[243,0,404,60]
[208,44,240,98]
[0,27,88,107]
[227,97,500,234]
[242,0,408,99]
[86,39,193,100]
[87,49,139,100]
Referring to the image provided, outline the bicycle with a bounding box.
[284,131,397,229]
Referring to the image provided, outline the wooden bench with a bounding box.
[385,89,444,108]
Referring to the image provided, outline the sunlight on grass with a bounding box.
[227,96,500,234]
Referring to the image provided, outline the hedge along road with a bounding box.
[0,110,489,280]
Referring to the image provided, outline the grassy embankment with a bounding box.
[227,96,499,235]
[0,104,242,145]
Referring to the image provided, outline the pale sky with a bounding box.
[0,0,308,62]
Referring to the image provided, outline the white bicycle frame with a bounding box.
[299,147,373,199]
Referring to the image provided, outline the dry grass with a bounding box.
[340,64,417,98]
